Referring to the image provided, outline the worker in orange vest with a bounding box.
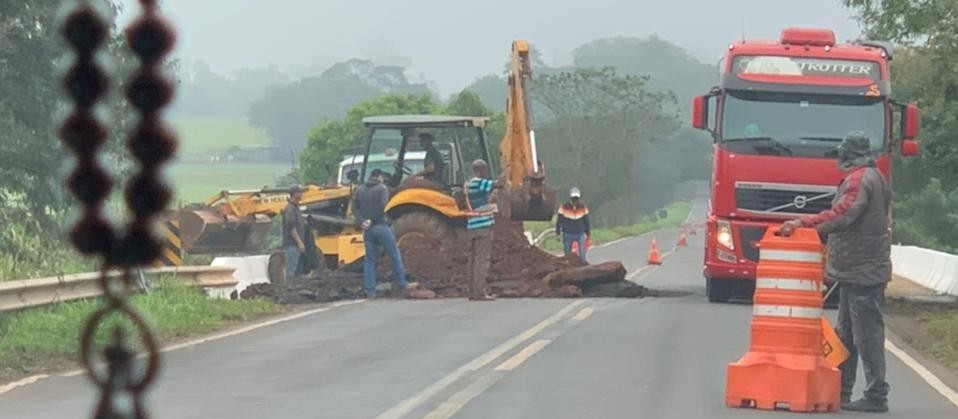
[781,132,892,413]
[556,187,591,262]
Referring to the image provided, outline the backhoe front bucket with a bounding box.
[508,175,557,222]
[177,209,271,255]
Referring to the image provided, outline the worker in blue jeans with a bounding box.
[353,169,408,298]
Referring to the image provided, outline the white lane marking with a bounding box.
[421,372,501,419]
[573,307,594,321]
[374,300,585,419]
[494,339,552,371]
[596,237,630,249]
[885,339,958,408]
[162,300,364,352]
[0,300,365,395]
[0,374,49,395]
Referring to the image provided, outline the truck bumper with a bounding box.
[703,218,777,281]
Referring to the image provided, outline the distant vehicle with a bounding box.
[691,28,920,303]
[337,151,426,185]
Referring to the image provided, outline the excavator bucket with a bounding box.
[177,208,272,254]
[508,174,557,221]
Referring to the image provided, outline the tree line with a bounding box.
[844,0,958,252]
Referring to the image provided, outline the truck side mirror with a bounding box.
[903,103,920,139]
[692,96,709,130]
[901,139,919,156]
[900,103,920,157]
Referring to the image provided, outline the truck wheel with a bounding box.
[706,278,731,303]
[391,211,457,242]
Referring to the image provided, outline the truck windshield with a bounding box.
[721,91,886,158]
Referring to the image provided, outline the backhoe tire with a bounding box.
[391,211,457,243]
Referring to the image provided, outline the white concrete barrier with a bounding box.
[210,255,271,298]
[892,245,958,296]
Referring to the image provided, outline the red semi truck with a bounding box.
[690,28,920,303]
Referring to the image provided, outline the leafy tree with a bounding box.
[534,67,695,225]
[571,35,716,113]
[463,75,507,112]
[844,0,958,250]
[300,94,441,183]
[248,59,432,155]
[1,1,177,277]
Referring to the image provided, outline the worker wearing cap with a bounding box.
[781,131,892,413]
[354,169,408,299]
[556,187,591,262]
[282,185,307,280]
[464,159,506,301]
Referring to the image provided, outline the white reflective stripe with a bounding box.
[760,249,822,263]
[753,305,823,319]
[756,278,822,292]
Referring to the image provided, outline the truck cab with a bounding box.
[691,28,920,303]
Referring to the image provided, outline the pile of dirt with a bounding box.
[244,222,653,304]
[374,222,642,298]
[241,271,365,304]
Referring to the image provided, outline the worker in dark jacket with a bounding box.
[556,187,591,262]
[282,185,307,280]
[781,131,892,413]
[353,169,408,299]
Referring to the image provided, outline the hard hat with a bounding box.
[570,187,581,198]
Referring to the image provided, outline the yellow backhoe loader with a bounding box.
[360,40,557,240]
[169,39,554,275]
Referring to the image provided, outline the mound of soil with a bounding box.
[244,220,651,304]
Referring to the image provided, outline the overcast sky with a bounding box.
[119,0,862,94]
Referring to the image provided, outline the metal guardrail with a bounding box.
[0,266,237,313]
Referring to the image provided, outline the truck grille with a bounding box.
[735,182,836,215]
[739,226,766,263]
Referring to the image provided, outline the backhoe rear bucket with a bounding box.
[508,175,557,222]
[178,209,271,255]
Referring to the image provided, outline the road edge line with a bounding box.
[885,339,958,407]
[373,300,585,419]
[0,299,365,395]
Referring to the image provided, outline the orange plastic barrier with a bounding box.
[725,227,839,413]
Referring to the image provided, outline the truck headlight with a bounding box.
[717,220,734,250]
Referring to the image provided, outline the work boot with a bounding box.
[842,398,888,413]
[841,393,852,404]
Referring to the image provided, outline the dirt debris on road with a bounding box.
[244,222,656,304]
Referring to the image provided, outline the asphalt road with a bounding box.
[2,202,957,418]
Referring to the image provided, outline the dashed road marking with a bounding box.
[573,307,594,321]
[374,300,585,419]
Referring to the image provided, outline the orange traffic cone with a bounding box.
[677,232,688,247]
[647,237,662,265]
[689,225,698,236]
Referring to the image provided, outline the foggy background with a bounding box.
[119,0,860,95]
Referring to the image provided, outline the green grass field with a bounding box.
[168,162,294,203]
[0,279,278,381]
[172,117,272,158]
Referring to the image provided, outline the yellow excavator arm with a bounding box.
[499,40,556,222]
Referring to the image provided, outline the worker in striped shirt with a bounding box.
[464,159,505,301]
